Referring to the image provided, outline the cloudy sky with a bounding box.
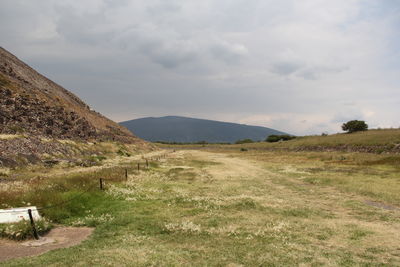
[1,0,399,135]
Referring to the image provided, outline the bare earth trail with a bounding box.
[2,149,400,265]
[0,227,93,262]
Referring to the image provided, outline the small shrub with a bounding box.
[117,149,131,157]
[91,155,107,161]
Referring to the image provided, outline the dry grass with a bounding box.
[0,134,24,140]
[2,148,400,266]
[274,128,400,147]
[158,128,400,153]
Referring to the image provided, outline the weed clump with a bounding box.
[71,213,114,227]
[117,149,131,157]
[235,139,254,144]
[0,218,52,240]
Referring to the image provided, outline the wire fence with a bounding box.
[0,152,173,214]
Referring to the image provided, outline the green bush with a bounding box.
[265,135,296,143]
[266,135,280,142]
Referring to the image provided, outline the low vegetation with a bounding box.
[0,219,52,240]
[235,138,254,144]
[1,136,400,265]
[265,134,296,143]
[159,129,400,154]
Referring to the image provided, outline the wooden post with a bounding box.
[99,178,104,190]
[146,159,149,168]
[125,169,128,180]
[137,163,140,171]
[28,209,39,240]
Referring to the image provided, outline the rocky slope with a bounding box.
[0,47,142,143]
[0,47,150,167]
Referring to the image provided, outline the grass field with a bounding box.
[157,129,400,154]
[2,139,400,266]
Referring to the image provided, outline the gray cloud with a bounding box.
[331,112,365,124]
[271,62,303,76]
[209,42,248,64]
[1,0,399,135]
[146,1,181,16]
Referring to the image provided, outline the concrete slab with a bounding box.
[0,206,41,223]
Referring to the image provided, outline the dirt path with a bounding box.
[181,150,400,253]
[0,227,93,263]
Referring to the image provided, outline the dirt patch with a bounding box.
[364,200,400,211]
[0,226,93,263]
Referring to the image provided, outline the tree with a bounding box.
[341,120,368,133]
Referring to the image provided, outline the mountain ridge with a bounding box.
[120,116,288,143]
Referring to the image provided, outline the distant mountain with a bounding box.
[120,116,288,143]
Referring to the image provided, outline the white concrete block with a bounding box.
[0,206,41,223]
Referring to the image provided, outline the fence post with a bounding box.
[146,159,149,168]
[137,163,140,171]
[125,169,128,180]
[99,178,104,190]
[27,209,39,240]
